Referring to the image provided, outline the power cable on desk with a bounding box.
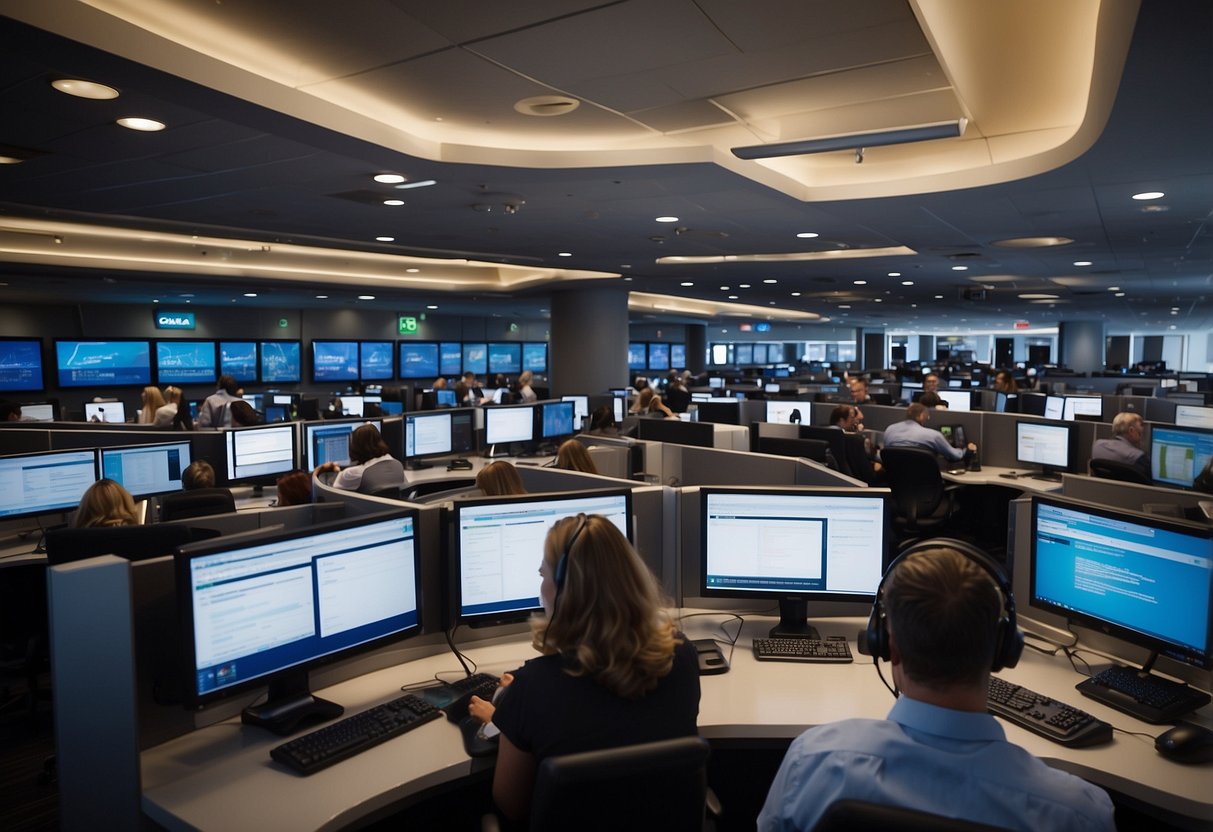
[677,611,744,667]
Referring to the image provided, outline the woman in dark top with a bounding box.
[468,514,700,822]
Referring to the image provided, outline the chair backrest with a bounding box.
[812,799,1011,832]
[757,435,830,465]
[664,387,692,413]
[159,488,236,522]
[1088,457,1151,485]
[800,426,853,475]
[879,447,947,524]
[529,736,710,832]
[356,457,406,495]
[45,524,221,565]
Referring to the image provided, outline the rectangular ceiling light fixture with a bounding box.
[731,119,967,160]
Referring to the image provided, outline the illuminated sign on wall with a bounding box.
[154,311,196,329]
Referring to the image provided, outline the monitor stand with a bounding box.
[768,598,821,640]
[483,444,512,459]
[405,459,433,470]
[241,670,344,735]
[1030,467,1063,482]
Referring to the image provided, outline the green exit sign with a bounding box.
[398,316,419,335]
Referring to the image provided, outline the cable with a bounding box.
[678,611,744,667]
[444,626,476,677]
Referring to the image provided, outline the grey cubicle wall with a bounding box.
[1060,473,1212,518]
[671,445,864,489]
[515,464,633,492]
[158,501,346,536]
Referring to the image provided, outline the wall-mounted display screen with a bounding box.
[488,342,521,374]
[156,340,218,384]
[522,342,547,373]
[219,341,258,383]
[440,342,463,376]
[628,342,647,370]
[399,342,439,379]
[0,338,44,392]
[735,344,754,365]
[670,343,686,368]
[462,343,487,375]
[311,341,359,383]
[260,341,301,383]
[648,342,670,371]
[55,340,151,388]
[359,341,394,380]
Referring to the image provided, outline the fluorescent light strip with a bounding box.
[656,246,914,265]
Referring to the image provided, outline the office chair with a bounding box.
[483,736,714,832]
[812,799,1011,831]
[1088,458,1151,485]
[879,447,960,544]
[800,427,855,476]
[158,488,236,522]
[401,478,476,502]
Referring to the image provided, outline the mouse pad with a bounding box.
[691,638,729,675]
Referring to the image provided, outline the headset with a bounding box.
[865,537,1023,673]
[552,513,588,595]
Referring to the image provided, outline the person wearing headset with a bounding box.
[758,543,1114,832]
[467,514,700,824]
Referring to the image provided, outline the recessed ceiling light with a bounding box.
[728,295,738,300]
[680,282,694,287]
[934,295,944,299]
[1132,191,1164,200]
[951,265,968,271]
[52,78,119,99]
[1107,286,1120,291]
[720,286,730,290]
[796,232,819,239]
[243,293,257,298]
[1073,260,1092,266]
[395,180,437,190]
[117,117,165,132]
[888,272,901,277]
[373,174,406,184]
[853,280,867,285]
[375,236,395,242]
[1018,293,1059,300]
[655,216,679,223]
[427,305,439,310]
[315,295,328,299]
[357,295,375,300]
[739,283,751,288]
[406,268,420,273]
[901,280,914,286]
[791,292,801,297]
[1115,292,1125,297]
[383,199,404,206]
[991,236,1074,248]
[558,252,572,257]
[839,305,851,309]
[763,279,777,284]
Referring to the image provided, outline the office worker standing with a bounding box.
[758,546,1114,832]
[195,374,241,428]
[1090,412,1149,479]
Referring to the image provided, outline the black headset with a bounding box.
[552,513,588,595]
[865,537,1023,673]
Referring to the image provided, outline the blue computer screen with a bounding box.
[1031,498,1212,667]
[488,342,521,374]
[399,343,439,379]
[1151,426,1213,488]
[670,343,686,368]
[540,400,575,439]
[359,341,395,380]
[0,449,98,519]
[156,341,218,384]
[55,340,152,387]
[219,341,258,382]
[101,440,191,499]
[627,343,647,370]
[522,342,547,373]
[440,342,463,376]
[0,339,44,392]
[260,341,301,383]
[648,343,670,371]
[312,341,359,383]
[462,343,487,375]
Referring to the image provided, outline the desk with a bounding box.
[942,465,1063,493]
[139,615,1213,832]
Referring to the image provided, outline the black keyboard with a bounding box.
[270,693,441,775]
[1076,665,1212,724]
[987,677,1112,748]
[439,672,501,722]
[753,636,853,663]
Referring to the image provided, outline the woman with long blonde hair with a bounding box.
[138,386,166,425]
[75,479,140,528]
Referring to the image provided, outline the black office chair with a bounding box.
[158,488,236,521]
[664,387,692,413]
[801,426,855,476]
[812,799,1012,831]
[880,447,960,543]
[483,736,714,832]
[401,478,476,502]
[1088,458,1151,485]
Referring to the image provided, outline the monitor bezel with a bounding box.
[483,403,537,446]
[405,410,454,460]
[1014,419,1076,474]
[53,338,153,389]
[154,339,218,386]
[218,340,259,383]
[258,339,302,384]
[99,439,194,500]
[0,447,99,520]
[224,422,299,485]
[310,339,360,384]
[0,336,46,393]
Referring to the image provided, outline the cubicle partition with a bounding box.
[1060,473,1212,520]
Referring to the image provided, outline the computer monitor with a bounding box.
[259,340,301,384]
[1029,495,1212,679]
[634,418,714,448]
[452,489,632,628]
[359,341,395,381]
[627,343,647,371]
[405,411,452,469]
[55,339,151,388]
[938,424,967,450]
[1043,395,1065,420]
[337,394,365,417]
[539,400,576,441]
[612,396,625,423]
[483,404,536,449]
[100,440,192,500]
[304,419,382,470]
[84,401,127,423]
[1062,396,1103,421]
[707,377,723,389]
[936,390,971,412]
[1150,425,1213,489]
[1175,404,1213,430]
[561,395,589,430]
[219,341,258,383]
[765,400,805,425]
[0,338,45,392]
[1014,420,1075,480]
[224,423,298,485]
[695,400,740,425]
[311,341,359,384]
[177,511,422,733]
[0,448,98,520]
[994,392,1018,413]
[764,382,781,394]
[18,401,57,421]
[264,404,289,423]
[700,487,890,638]
[399,342,439,380]
[436,389,457,407]
[487,342,522,374]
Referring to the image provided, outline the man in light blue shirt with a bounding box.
[758,547,1115,832]
[881,403,974,463]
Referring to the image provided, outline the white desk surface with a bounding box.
[942,465,1064,492]
[140,614,1213,832]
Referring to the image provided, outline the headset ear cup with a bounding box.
[865,600,889,661]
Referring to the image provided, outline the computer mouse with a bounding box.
[1155,721,1213,764]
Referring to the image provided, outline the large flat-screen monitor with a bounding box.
[304,419,381,471]
[177,511,422,733]
[18,400,57,421]
[84,401,127,423]
[539,400,576,441]
[936,389,972,412]
[670,344,686,368]
[399,342,439,380]
[439,342,463,376]
[1015,420,1074,480]
[1150,425,1213,489]
[765,400,806,425]
[55,340,151,388]
[1175,404,1213,430]
[1030,495,1212,677]
[0,338,45,392]
[1062,395,1103,421]
[359,341,395,381]
[700,487,890,638]
[627,343,647,370]
[735,344,754,366]
[100,440,191,499]
[484,404,536,447]
[487,342,521,374]
[0,449,98,520]
[219,341,258,383]
[155,340,217,385]
[452,490,632,627]
[462,343,487,375]
[648,343,670,371]
[224,423,298,484]
[260,340,301,383]
[405,411,452,469]
[522,342,547,373]
[311,341,359,383]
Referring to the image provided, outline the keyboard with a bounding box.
[1076,665,1212,724]
[987,677,1112,748]
[752,636,853,663]
[270,693,441,775]
[438,672,501,722]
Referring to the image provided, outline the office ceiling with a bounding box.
[0,0,1211,336]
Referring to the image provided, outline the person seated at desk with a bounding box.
[476,460,527,497]
[181,460,217,491]
[828,405,883,484]
[993,370,1019,395]
[459,372,484,405]
[1195,456,1213,495]
[553,439,599,475]
[229,399,263,427]
[515,370,538,404]
[75,479,139,528]
[848,377,874,406]
[882,403,974,465]
[152,386,182,428]
[586,405,621,437]
[923,372,941,394]
[629,388,674,419]
[758,545,1114,832]
[275,469,312,507]
[137,386,166,425]
[314,423,405,494]
[918,390,948,409]
[1090,412,1149,480]
[468,514,700,824]
[195,374,241,428]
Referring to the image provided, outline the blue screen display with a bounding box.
[56,341,151,387]
[360,341,394,380]
[670,343,686,368]
[0,339,44,392]
[219,341,258,382]
[488,343,521,374]
[156,341,217,384]
[648,342,670,370]
[628,343,647,370]
[440,342,463,376]
[399,343,439,379]
[541,400,575,439]
[1151,426,1213,488]
[260,341,301,383]
[522,342,547,373]
[462,343,487,375]
[312,341,359,382]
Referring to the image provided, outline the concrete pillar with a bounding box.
[550,287,629,396]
